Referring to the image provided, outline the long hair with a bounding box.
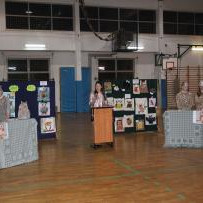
[94,81,106,99]
[197,86,202,97]
[94,81,103,94]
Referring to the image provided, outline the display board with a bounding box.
[0,81,56,139]
[103,79,158,133]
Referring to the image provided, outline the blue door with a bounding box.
[60,67,76,112]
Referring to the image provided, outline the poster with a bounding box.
[37,87,50,102]
[149,98,156,108]
[3,92,15,118]
[145,113,157,125]
[0,122,9,140]
[140,80,148,93]
[38,102,50,116]
[113,98,124,111]
[135,98,148,115]
[104,82,112,93]
[123,115,134,128]
[106,97,114,107]
[133,84,140,94]
[135,120,145,131]
[124,98,134,111]
[115,117,124,132]
[193,110,203,124]
[41,117,56,134]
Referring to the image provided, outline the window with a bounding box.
[164,10,203,36]
[7,59,50,81]
[80,6,156,34]
[5,1,73,31]
[98,59,134,81]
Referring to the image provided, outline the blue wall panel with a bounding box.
[60,67,91,113]
[60,67,76,112]
[161,79,167,109]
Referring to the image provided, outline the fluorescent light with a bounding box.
[25,44,46,50]
[98,66,105,71]
[25,10,33,14]
[8,66,17,71]
[192,46,203,51]
[127,46,144,50]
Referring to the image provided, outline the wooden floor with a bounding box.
[0,113,203,203]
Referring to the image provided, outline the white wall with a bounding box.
[1,0,203,111]
[163,0,203,12]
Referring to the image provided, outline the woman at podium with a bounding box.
[89,81,106,107]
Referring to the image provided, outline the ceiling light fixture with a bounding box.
[127,46,144,50]
[25,44,46,50]
[192,46,203,51]
[98,66,105,71]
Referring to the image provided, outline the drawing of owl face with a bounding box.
[0,124,5,138]
[45,121,52,131]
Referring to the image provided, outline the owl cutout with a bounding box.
[18,101,30,119]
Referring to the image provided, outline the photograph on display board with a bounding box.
[0,122,9,140]
[3,92,15,118]
[41,117,56,134]
[38,102,50,116]
[123,115,134,128]
[145,113,157,125]
[124,98,134,111]
[106,97,114,107]
[104,82,112,94]
[113,98,124,111]
[115,117,125,132]
[133,84,140,94]
[37,87,50,102]
[149,97,156,108]
[193,110,203,124]
[135,98,148,115]
[140,80,148,93]
[135,119,145,131]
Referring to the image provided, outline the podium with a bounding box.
[92,107,113,147]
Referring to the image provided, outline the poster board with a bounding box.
[0,81,56,139]
[103,79,158,133]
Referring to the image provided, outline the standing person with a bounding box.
[176,82,194,110]
[0,86,10,122]
[195,80,203,110]
[89,81,106,107]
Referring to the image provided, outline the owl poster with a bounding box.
[149,98,156,108]
[41,117,56,134]
[135,98,148,115]
[107,97,114,107]
[193,110,203,124]
[140,80,148,93]
[115,117,124,132]
[124,98,134,111]
[38,102,50,116]
[104,82,112,94]
[133,84,140,94]
[0,122,9,140]
[38,87,50,102]
[145,113,157,125]
[123,115,134,128]
[135,120,145,131]
[113,98,124,111]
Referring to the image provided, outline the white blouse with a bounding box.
[89,92,106,107]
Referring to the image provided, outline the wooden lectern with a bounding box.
[92,107,113,147]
